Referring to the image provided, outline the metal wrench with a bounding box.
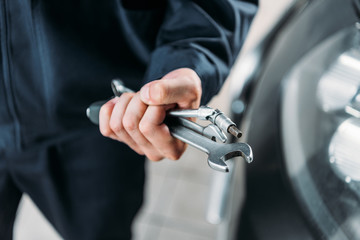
[166,117,252,172]
[86,79,253,172]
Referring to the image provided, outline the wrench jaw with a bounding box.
[208,157,230,172]
[234,142,254,164]
[207,142,254,172]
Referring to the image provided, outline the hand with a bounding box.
[99,68,202,161]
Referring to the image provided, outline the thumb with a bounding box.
[140,72,201,106]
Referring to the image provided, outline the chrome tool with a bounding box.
[86,79,253,172]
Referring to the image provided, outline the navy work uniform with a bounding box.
[0,0,257,239]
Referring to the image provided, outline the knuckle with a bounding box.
[183,72,202,102]
[110,122,123,134]
[167,143,186,160]
[153,82,167,103]
[122,92,135,98]
[122,116,137,132]
[139,121,152,136]
[134,148,145,156]
[109,119,123,133]
[100,126,112,137]
[148,154,164,162]
[99,103,112,117]
[168,150,182,161]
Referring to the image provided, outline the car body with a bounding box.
[215,0,360,239]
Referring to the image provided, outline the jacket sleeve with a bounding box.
[143,0,258,104]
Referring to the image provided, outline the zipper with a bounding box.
[1,0,22,151]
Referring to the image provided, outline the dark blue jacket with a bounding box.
[0,0,257,154]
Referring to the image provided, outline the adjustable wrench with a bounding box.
[86,79,253,172]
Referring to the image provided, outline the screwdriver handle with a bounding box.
[86,100,107,125]
[86,79,134,125]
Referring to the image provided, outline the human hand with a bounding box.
[99,68,202,161]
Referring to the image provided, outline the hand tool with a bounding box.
[169,106,243,138]
[86,79,253,172]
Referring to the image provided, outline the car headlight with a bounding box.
[330,117,360,183]
[281,23,360,239]
[317,42,360,183]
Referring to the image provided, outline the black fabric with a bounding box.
[0,0,257,152]
[1,129,145,239]
[143,0,258,104]
[0,0,257,238]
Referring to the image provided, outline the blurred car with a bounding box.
[219,0,360,239]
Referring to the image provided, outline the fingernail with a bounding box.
[140,84,150,102]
